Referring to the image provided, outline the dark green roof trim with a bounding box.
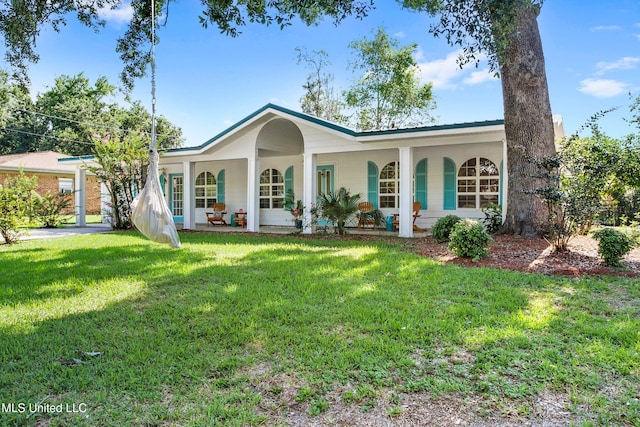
[58,154,96,162]
[166,103,504,154]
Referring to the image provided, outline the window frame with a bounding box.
[456,157,500,209]
[379,161,400,209]
[195,171,217,209]
[259,168,285,209]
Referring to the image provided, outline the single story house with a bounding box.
[0,150,103,215]
[62,104,564,237]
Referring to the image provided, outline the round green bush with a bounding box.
[448,219,493,262]
[591,227,634,267]
[431,215,462,243]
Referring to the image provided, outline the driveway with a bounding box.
[7,223,113,242]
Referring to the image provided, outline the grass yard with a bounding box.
[0,232,638,426]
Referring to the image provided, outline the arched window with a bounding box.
[379,161,399,208]
[260,168,285,209]
[457,157,499,208]
[195,171,217,208]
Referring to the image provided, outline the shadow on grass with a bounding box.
[0,232,637,426]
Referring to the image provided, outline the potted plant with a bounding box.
[284,189,305,229]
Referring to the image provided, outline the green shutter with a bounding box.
[499,161,503,206]
[415,158,427,209]
[217,170,225,203]
[367,161,378,209]
[443,158,456,210]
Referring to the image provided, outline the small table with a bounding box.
[234,211,247,228]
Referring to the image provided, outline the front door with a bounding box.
[316,165,334,226]
[169,174,184,222]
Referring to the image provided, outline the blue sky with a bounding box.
[16,0,640,148]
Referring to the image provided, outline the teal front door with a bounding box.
[316,165,334,226]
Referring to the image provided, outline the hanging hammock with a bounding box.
[130,0,181,248]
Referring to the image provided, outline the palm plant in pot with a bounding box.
[317,187,361,235]
[284,189,304,229]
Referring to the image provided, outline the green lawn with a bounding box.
[0,232,638,426]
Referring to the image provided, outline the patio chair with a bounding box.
[357,202,376,228]
[393,201,424,232]
[206,203,227,226]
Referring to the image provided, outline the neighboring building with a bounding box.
[62,104,564,236]
[0,151,102,215]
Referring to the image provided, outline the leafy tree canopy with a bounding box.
[344,27,435,130]
[0,0,373,90]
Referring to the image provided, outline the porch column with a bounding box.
[74,167,86,226]
[302,153,317,234]
[182,161,196,229]
[247,155,260,232]
[398,146,413,238]
[501,138,508,224]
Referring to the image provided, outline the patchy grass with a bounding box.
[0,232,638,426]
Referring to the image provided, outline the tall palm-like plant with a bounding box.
[318,187,361,235]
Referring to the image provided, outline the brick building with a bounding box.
[0,151,102,215]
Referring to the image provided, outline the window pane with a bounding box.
[206,187,217,197]
[272,170,283,183]
[206,172,216,185]
[458,195,476,208]
[195,173,205,185]
[480,195,499,208]
[479,158,499,176]
[195,199,205,208]
[195,188,205,197]
[273,198,284,208]
[479,179,499,192]
[260,170,270,183]
[260,198,270,208]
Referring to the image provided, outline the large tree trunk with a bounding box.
[498,5,556,237]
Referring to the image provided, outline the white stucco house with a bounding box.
[62,103,564,237]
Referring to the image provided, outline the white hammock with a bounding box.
[130,0,181,249]
[131,148,181,248]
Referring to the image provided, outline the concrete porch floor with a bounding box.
[176,223,428,238]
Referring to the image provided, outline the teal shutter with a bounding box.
[499,161,504,206]
[443,158,456,210]
[415,158,428,209]
[159,174,166,196]
[284,166,294,209]
[367,161,378,209]
[217,170,225,203]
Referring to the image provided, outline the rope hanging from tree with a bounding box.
[130,0,181,248]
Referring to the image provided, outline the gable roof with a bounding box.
[166,103,504,155]
[0,151,78,174]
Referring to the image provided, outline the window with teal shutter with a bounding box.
[367,161,378,209]
[217,170,225,203]
[443,158,456,210]
[159,174,166,196]
[284,166,294,209]
[415,158,428,209]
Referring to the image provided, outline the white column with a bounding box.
[74,167,86,227]
[398,147,413,238]
[247,156,260,232]
[502,138,508,224]
[182,161,196,229]
[302,153,317,234]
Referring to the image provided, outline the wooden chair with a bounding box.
[234,210,247,228]
[393,201,424,232]
[357,202,376,228]
[206,203,227,226]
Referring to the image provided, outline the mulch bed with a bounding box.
[405,234,639,278]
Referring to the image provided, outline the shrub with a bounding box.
[448,219,493,262]
[34,191,73,228]
[591,227,634,267]
[482,203,503,234]
[0,169,37,244]
[431,215,461,243]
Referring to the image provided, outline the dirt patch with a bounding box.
[407,234,639,278]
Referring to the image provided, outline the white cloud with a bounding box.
[394,31,407,39]
[416,49,496,90]
[590,25,622,31]
[595,56,640,75]
[99,3,134,26]
[578,78,630,98]
[463,69,497,85]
